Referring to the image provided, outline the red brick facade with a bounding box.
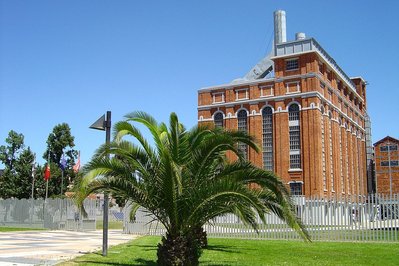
[374,136,399,195]
[198,51,368,197]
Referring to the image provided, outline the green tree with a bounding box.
[0,131,41,199]
[0,130,24,171]
[31,164,47,199]
[43,123,78,196]
[11,148,36,199]
[75,112,309,265]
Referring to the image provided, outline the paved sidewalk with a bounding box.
[0,230,138,266]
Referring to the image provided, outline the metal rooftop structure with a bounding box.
[228,10,363,101]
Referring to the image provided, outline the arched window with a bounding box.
[289,104,300,121]
[262,107,273,171]
[237,110,248,159]
[288,104,301,169]
[214,112,224,128]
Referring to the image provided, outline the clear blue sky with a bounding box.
[1,0,398,166]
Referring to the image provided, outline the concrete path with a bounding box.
[0,230,139,266]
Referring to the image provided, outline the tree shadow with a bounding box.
[205,244,244,254]
[124,244,158,252]
[75,259,157,266]
[200,263,236,266]
[131,258,157,265]
[73,261,135,266]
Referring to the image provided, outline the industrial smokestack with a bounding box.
[274,10,287,44]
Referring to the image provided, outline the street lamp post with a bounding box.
[90,111,111,256]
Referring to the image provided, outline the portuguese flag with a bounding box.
[44,163,51,180]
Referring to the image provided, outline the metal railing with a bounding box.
[0,198,97,231]
[123,194,399,242]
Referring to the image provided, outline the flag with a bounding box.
[31,158,36,180]
[60,154,67,171]
[73,151,80,173]
[44,163,51,180]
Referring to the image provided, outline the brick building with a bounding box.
[374,136,399,196]
[197,10,370,197]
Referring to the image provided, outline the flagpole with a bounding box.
[45,153,50,203]
[31,156,36,200]
[30,155,36,226]
[45,179,49,202]
[61,170,64,196]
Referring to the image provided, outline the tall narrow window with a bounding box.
[214,112,224,128]
[345,123,350,194]
[262,107,273,171]
[339,117,344,193]
[329,112,334,191]
[350,127,355,194]
[237,110,248,159]
[321,106,326,190]
[289,104,301,169]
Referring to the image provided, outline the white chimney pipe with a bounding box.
[274,10,287,44]
[296,32,306,40]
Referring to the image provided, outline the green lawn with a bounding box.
[0,227,45,232]
[61,236,399,266]
[95,220,124,230]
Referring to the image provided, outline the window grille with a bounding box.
[380,145,398,152]
[237,110,248,159]
[339,122,344,193]
[345,129,350,194]
[289,104,300,121]
[262,107,273,171]
[214,112,224,128]
[290,154,301,169]
[289,104,301,169]
[381,161,389,167]
[381,161,399,167]
[290,183,303,196]
[286,59,299,71]
[321,110,326,190]
[329,115,334,191]
[289,126,300,150]
[351,133,355,194]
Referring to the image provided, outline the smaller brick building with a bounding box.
[374,136,399,195]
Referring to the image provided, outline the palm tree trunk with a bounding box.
[193,226,207,248]
[157,231,201,266]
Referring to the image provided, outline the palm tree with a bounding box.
[75,111,309,265]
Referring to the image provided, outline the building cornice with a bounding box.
[199,38,365,104]
[199,72,365,119]
[273,38,364,103]
[198,90,365,132]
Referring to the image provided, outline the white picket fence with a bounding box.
[123,194,399,242]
